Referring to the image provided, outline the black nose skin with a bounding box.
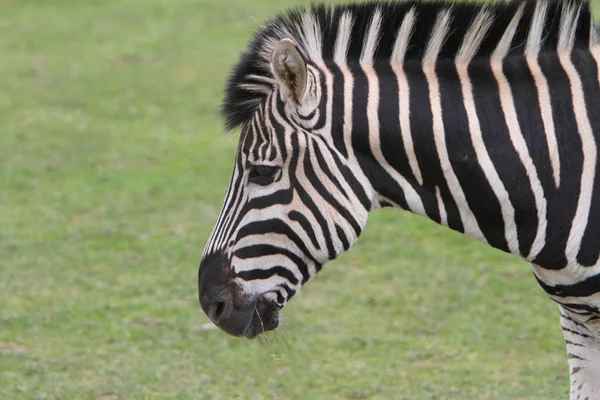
[198,252,256,337]
[198,252,233,317]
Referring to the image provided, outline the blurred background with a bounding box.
[2,0,597,399]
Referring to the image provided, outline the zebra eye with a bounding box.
[248,165,280,185]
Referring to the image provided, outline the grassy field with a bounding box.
[2,0,599,399]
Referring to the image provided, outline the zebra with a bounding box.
[198,0,600,397]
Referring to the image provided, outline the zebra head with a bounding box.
[198,38,374,338]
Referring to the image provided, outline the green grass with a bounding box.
[1,0,599,399]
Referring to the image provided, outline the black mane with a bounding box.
[222,0,596,131]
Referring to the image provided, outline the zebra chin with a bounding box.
[198,252,282,339]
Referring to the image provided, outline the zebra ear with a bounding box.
[271,39,307,105]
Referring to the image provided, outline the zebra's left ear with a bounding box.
[271,39,307,105]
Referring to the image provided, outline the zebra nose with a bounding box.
[206,291,233,323]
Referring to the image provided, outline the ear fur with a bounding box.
[271,39,307,105]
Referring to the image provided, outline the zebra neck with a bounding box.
[337,45,599,262]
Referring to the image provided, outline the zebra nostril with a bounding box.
[210,301,225,321]
[208,292,233,323]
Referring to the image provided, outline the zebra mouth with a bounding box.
[243,298,280,339]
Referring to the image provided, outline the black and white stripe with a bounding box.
[201,1,600,397]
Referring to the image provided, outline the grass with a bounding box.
[1,0,598,399]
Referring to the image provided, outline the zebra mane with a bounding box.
[222,0,599,131]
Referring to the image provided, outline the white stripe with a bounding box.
[360,9,383,64]
[391,8,416,64]
[364,62,426,216]
[238,83,272,95]
[491,8,547,259]
[435,186,447,227]
[525,1,548,55]
[391,8,423,185]
[456,24,520,254]
[233,233,308,277]
[244,74,277,86]
[559,53,597,266]
[558,4,581,53]
[334,15,377,210]
[526,45,560,188]
[338,62,355,170]
[334,12,353,64]
[247,120,259,158]
[531,261,600,288]
[424,10,487,243]
[456,9,493,63]
[423,9,452,66]
[525,2,560,188]
[299,12,323,62]
[255,119,269,159]
[492,4,525,59]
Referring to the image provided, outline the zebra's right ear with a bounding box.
[271,38,307,105]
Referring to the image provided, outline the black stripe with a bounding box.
[304,140,362,237]
[310,137,352,202]
[560,312,589,329]
[297,106,317,121]
[335,224,350,253]
[406,62,464,232]
[270,94,288,161]
[288,211,321,251]
[353,63,411,211]
[568,353,587,360]
[236,218,319,266]
[235,244,311,283]
[236,266,299,286]
[440,60,508,251]
[533,51,583,269]
[565,340,584,347]
[317,137,372,211]
[225,188,294,245]
[328,62,348,159]
[561,302,600,315]
[246,189,293,210]
[309,68,327,131]
[280,283,297,300]
[375,59,440,223]
[535,272,600,298]
[472,56,536,257]
[504,55,552,257]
